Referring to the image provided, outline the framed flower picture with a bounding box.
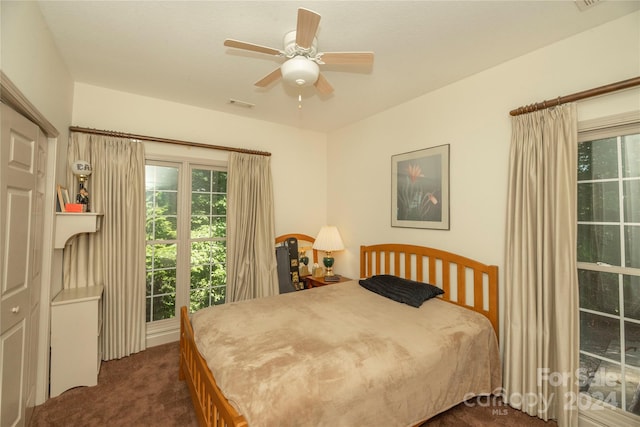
[391,144,450,230]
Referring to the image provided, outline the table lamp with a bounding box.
[312,226,344,277]
[71,160,92,212]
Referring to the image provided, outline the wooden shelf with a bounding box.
[54,212,103,249]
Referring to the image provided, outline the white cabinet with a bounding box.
[50,285,103,397]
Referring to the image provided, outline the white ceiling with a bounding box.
[37,1,640,133]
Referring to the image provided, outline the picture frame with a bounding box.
[62,188,71,206]
[56,185,67,212]
[391,144,450,230]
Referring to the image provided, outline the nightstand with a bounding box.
[304,275,352,289]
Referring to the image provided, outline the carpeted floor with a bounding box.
[30,342,556,426]
[30,342,197,427]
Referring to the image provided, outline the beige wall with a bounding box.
[327,12,640,334]
[1,0,74,181]
[72,83,329,237]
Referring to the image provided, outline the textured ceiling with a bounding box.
[37,0,640,132]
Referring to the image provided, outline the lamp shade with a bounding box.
[312,226,344,252]
[71,160,92,178]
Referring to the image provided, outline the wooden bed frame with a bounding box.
[180,243,499,427]
[360,243,499,336]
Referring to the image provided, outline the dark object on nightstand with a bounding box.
[276,246,296,293]
[304,275,351,289]
[323,275,340,282]
[284,237,301,289]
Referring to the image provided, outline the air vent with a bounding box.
[575,0,601,11]
[228,99,255,109]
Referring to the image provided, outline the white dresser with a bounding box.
[50,285,104,397]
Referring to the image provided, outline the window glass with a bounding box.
[580,311,620,362]
[625,321,640,368]
[577,181,619,222]
[626,225,640,269]
[189,168,227,312]
[577,224,621,266]
[145,242,177,322]
[580,355,622,410]
[578,269,619,316]
[578,137,618,181]
[624,275,640,321]
[624,181,640,223]
[622,134,640,178]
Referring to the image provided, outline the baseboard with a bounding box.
[579,399,640,427]
[579,413,606,427]
[146,318,179,347]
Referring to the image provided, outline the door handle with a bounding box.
[11,306,20,314]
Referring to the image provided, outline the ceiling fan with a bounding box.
[223,7,374,95]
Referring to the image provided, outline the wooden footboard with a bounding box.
[360,244,499,338]
[179,306,248,427]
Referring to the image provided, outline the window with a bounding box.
[145,160,227,323]
[146,163,178,322]
[577,120,640,416]
[189,167,227,311]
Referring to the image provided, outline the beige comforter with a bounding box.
[192,281,501,427]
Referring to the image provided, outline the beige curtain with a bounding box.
[503,103,579,427]
[226,152,278,302]
[65,133,146,360]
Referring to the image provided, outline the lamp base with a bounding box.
[323,255,335,276]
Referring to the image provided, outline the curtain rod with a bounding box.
[509,76,640,117]
[69,126,272,157]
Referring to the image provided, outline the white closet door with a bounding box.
[0,103,46,427]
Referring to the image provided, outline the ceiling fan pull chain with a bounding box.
[298,94,303,110]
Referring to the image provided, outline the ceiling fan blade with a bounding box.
[314,73,334,95]
[254,68,282,87]
[224,39,282,56]
[319,52,374,65]
[296,8,321,49]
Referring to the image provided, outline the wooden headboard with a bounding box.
[360,243,499,337]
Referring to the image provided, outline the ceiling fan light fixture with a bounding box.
[281,56,319,87]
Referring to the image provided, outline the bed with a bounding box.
[179,243,501,427]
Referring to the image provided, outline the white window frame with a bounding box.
[577,111,640,427]
[145,153,227,346]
